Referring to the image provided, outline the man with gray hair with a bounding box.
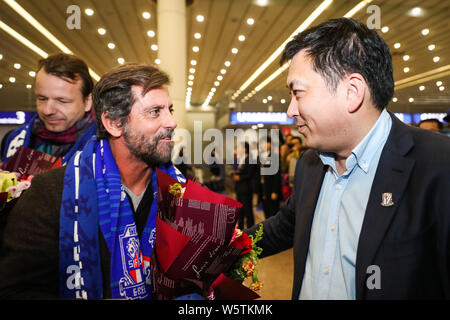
[0,63,185,299]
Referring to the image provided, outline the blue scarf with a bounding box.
[59,137,185,299]
[2,113,97,165]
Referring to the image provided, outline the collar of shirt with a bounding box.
[319,109,392,177]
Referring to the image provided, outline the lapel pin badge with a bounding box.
[381,192,394,207]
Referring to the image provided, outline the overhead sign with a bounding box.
[413,112,447,124]
[0,112,35,125]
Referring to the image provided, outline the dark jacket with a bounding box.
[0,167,154,299]
[234,155,257,195]
[247,112,450,299]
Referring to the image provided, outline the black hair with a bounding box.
[419,119,443,130]
[38,53,93,99]
[281,18,394,110]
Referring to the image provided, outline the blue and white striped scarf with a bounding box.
[2,113,96,165]
[59,137,185,299]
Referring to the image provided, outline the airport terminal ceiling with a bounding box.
[0,0,449,117]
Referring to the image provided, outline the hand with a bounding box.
[271,193,278,200]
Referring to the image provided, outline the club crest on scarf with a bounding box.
[118,224,151,299]
[59,138,185,300]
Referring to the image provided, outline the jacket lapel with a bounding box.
[292,152,327,298]
[355,112,415,299]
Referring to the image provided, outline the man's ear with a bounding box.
[346,73,366,114]
[83,93,93,112]
[101,113,123,138]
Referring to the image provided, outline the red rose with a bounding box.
[231,231,253,255]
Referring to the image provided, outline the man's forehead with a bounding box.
[286,50,314,87]
[37,68,80,85]
[131,85,171,105]
[131,84,167,95]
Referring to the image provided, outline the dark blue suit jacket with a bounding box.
[247,112,450,299]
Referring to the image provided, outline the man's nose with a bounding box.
[286,97,298,119]
[163,109,177,130]
[40,100,56,116]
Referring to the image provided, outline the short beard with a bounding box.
[122,124,174,167]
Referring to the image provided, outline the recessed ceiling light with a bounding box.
[220,69,226,74]
[403,55,410,61]
[254,0,270,6]
[151,44,158,51]
[154,59,160,65]
[214,81,220,86]
[439,86,445,91]
[196,15,204,22]
[142,12,151,19]
[408,7,424,17]
[421,28,429,36]
[224,61,231,67]
[188,75,194,80]
[263,99,267,103]
[26,84,32,89]
[108,43,115,49]
[231,48,238,54]
[217,75,223,81]
[0,84,3,89]
[409,97,414,103]
[190,60,197,66]
[0,54,3,60]
[247,18,255,25]
[433,56,440,63]
[9,77,15,83]
[381,26,389,33]
[85,8,94,16]
[419,85,425,91]
[147,30,155,37]
[281,99,286,104]
[14,63,21,69]
[428,44,435,51]
[98,28,106,35]
[403,67,410,73]
[267,96,272,101]
[117,58,125,64]
[211,88,216,92]
[194,33,201,39]
[436,81,443,86]
[394,43,401,49]
[189,68,195,74]
[392,97,398,102]
[29,71,35,77]
[238,35,246,41]
[192,46,199,52]
[187,80,194,86]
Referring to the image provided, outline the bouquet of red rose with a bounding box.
[151,169,263,300]
[225,225,263,291]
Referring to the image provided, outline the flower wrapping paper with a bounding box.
[0,146,61,203]
[151,169,259,300]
